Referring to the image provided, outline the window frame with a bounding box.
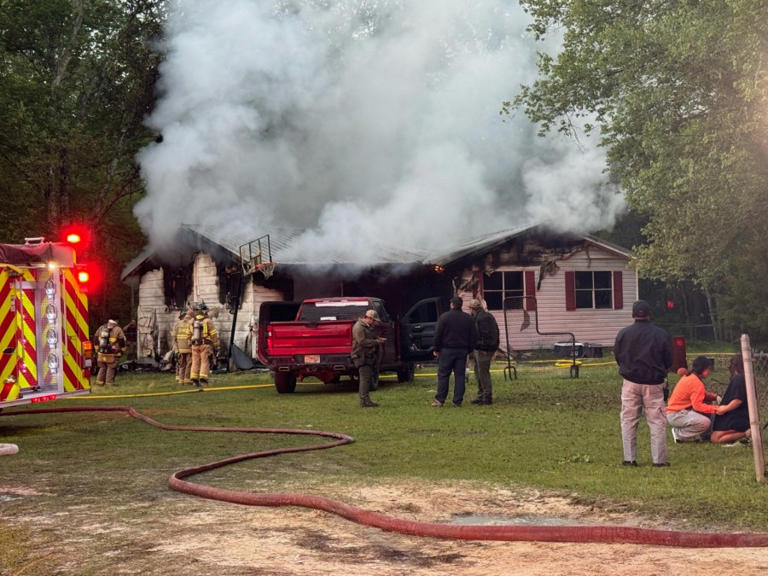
[574,270,613,310]
[484,270,525,311]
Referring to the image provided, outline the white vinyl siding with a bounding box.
[481,249,636,351]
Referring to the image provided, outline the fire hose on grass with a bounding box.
[3,404,768,548]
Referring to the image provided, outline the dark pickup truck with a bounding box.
[257,297,440,393]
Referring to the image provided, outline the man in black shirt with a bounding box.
[432,296,478,407]
[614,300,673,467]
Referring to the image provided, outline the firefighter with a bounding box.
[173,309,194,385]
[94,319,126,386]
[190,303,218,386]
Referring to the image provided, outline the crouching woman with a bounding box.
[711,355,751,445]
[666,356,727,442]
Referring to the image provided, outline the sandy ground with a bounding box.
[155,481,768,576]
[6,478,766,575]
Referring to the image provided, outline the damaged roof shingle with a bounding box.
[122,223,631,279]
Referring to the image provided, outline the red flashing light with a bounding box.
[674,337,685,347]
[61,224,91,250]
[75,262,101,293]
[666,300,675,310]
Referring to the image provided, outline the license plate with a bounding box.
[304,354,321,364]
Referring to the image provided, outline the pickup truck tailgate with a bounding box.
[267,321,353,357]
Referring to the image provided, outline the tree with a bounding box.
[514,0,768,342]
[0,0,164,322]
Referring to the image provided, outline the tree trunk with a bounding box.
[46,163,59,232]
[59,147,70,224]
[703,287,720,342]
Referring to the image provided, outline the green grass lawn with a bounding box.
[1,359,765,533]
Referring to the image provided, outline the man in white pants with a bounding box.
[614,300,673,467]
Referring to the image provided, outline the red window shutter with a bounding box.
[613,271,623,310]
[524,270,537,310]
[565,271,576,311]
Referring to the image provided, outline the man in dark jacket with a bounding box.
[469,299,499,405]
[432,296,478,407]
[352,309,385,407]
[614,300,673,467]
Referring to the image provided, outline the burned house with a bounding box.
[120,225,448,364]
[437,227,636,352]
[121,224,636,362]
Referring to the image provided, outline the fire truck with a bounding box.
[0,237,92,408]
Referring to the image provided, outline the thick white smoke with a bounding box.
[136,0,623,263]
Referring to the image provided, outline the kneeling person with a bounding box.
[711,355,751,445]
[666,356,727,442]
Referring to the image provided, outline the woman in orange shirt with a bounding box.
[666,356,728,442]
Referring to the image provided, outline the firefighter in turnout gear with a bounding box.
[94,319,126,386]
[190,303,218,386]
[173,308,194,385]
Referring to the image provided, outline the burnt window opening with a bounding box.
[218,262,243,311]
[575,271,613,309]
[485,271,524,311]
[163,265,192,310]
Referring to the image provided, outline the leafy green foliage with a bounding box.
[0,0,164,322]
[515,0,768,342]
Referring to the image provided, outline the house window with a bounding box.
[484,271,524,310]
[163,265,192,310]
[575,271,613,309]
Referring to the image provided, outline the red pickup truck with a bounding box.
[257,297,440,393]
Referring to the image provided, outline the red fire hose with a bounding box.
[4,405,768,548]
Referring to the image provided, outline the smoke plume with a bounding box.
[136,0,624,263]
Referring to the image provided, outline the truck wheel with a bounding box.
[396,363,415,383]
[274,372,297,394]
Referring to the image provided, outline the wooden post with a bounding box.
[740,334,765,483]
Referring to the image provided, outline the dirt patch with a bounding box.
[5,478,767,575]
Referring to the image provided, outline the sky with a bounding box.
[135,0,624,263]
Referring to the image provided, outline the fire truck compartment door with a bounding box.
[34,270,64,392]
[400,297,441,361]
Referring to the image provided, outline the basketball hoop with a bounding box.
[239,234,272,277]
[256,261,276,280]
